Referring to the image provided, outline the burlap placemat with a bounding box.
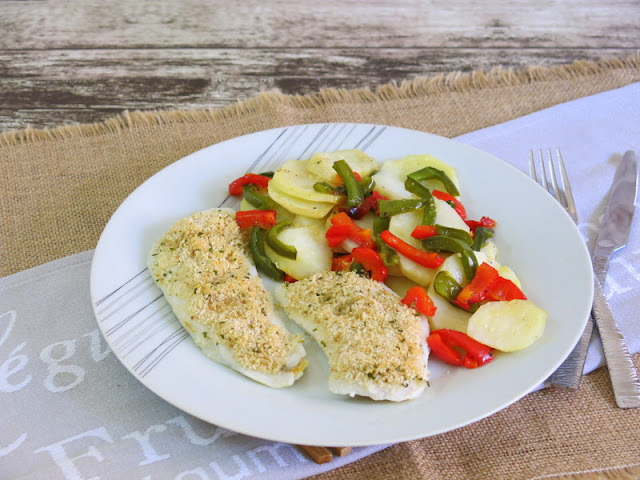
[2,54,640,479]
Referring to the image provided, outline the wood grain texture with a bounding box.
[1,0,639,131]
[2,0,638,49]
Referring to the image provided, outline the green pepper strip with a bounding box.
[472,226,495,251]
[422,235,478,282]
[258,171,274,178]
[249,228,284,281]
[242,184,275,210]
[333,160,364,207]
[313,181,335,194]
[433,271,481,312]
[408,167,460,197]
[433,271,463,301]
[372,215,399,266]
[435,225,473,246]
[350,261,367,276]
[404,177,436,225]
[377,198,428,217]
[360,176,375,197]
[265,220,298,259]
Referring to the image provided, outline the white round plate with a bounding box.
[90,123,593,446]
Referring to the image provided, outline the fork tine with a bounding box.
[528,150,538,182]
[556,149,578,222]
[546,148,564,205]
[537,149,549,190]
[528,148,578,224]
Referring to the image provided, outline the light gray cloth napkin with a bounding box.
[1,82,639,479]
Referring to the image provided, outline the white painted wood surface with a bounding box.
[1,0,638,131]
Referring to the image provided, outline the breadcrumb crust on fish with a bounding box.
[148,208,306,383]
[276,271,429,401]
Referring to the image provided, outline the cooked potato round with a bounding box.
[467,300,547,352]
[268,182,336,218]
[372,154,460,200]
[305,149,379,183]
[271,160,344,204]
[265,225,333,279]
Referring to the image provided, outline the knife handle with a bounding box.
[592,277,640,408]
[548,316,594,389]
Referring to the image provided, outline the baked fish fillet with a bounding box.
[275,271,430,401]
[148,208,307,388]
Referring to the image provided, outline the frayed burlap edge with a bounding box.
[1,52,639,147]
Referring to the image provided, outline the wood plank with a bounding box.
[331,446,353,457]
[1,47,634,131]
[1,0,638,49]
[297,445,333,464]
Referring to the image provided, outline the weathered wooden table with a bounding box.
[1,0,638,132]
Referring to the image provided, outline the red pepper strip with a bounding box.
[326,225,352,248]
[379,230,445,269]
[429,329,494,368]
[284,274,298,283]
[454,262,499,309]
[487,276,527,302]
[325,212,375,249]
[228,173,271,196]
[426,332,463,366]
[465,216,497,232]
[401,286,437,316]
[351,247,388,282]
[235,210,277,229]
[453,262,526,310]
[331,253,354,272]
[432,190,466,219]
[411,224,439,239]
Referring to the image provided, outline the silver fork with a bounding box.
[529,148,594,389]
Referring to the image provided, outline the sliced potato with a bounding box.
[427,282,471,332]
[271,160,344,204]
[479,240,498,262]
[388,210,439,286]
[291,214,327,229]
[268,182,335,218]
[352,212,376,232]
[497,265,521,288]
[239,198,255,211]
[264,225,333,279]
[384,275,420,297]
[467,300,547,352]
[305,149,379,183]
[382,261,405,278]
[433,198,470,232]
[370,165,409,200]
[372,154,460,200]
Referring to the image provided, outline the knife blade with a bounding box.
[592,150,639,281]
[591,150,640,408]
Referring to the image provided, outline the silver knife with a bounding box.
[548,317,593,388]
[591,150,640,408]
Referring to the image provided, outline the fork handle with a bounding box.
[592,278,640,408]
[548,316,594,389]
